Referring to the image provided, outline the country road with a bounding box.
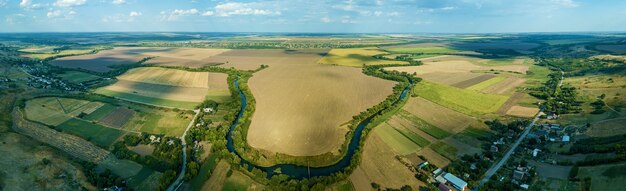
[476,69,564,190]
[167,109,201,191]
[476,110,542,188]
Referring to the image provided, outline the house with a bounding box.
[443,173,468,191]
[520,184,529,190]
[203,107,214,113]
[435,175,447,184]
[438,183,451,191]
[418,161,429,169]
[491,145,499,152]
[513,170,525,180]
[532,148,541,157]
[562,135,570,142]
[433,168,443,176]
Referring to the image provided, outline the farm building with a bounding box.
[562,135,570,142]
[443,173,468,191]
[435,174,447,184]
[513,170,525,180]
[438,183,452,191]
[532,148,541,157]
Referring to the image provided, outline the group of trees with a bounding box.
[111,134,183,172]
[81,162,126,190]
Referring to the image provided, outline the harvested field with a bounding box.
[374,123,421,155]
[386,115,438,143]
[49,47,152,72]
[402,97,475,133]
[245,49,395,156]
[596,44,626,54]
[506,106,539,118]
[128,144,155,156]
[83,104,117,121]
[212,49,329,70]
[416,147,450,168]
[396,110,450,139]
[497,92,525,115]
[99,107,135,128]
[96,88,200,109]
[318,47,407,67]
[412,81,509,116]
[351,133,425,189]
[481,77,526,95]
[142,48,230,67]
[116,67,228,89]
[451,74,496,88]
[587,118,626,137]
[97,80,207,102]
[201,160,230,191]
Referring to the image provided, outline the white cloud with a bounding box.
[47,10,62,18]
[550,0,579,7]
[332,0,355,11]
[202,11,214,16]
[441,6,456,10]
[387,11,399,16]
[54,0,86,7]
[374,11,382,16]
[112,0,124,5]
[0,0,8,7]
[213,2,281,17]
[20,0,31,7]
[129,11,141,17]
[160,8,199,21]
[320,16,331,23]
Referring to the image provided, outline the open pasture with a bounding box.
[23,49,97,60]
[24,97,104,126]
[412,81,509,116]
[123,109,191,137]
[396,110,451,139]
[211,49,329,70]
[19,46,58,54]
[450,74,496,88]
[481,77,526,95]
[391,55,530,78]
[586,118,626,137]
[579,162,626,191]
[450,40,540,52]
[564,75,626,111]
[402,97,475,133]
[141,48,230,67]
[318,47,408,67]
[245,49,395,156]
[430,142,458,160]
[466,76,506,91]
[416,147,451,168]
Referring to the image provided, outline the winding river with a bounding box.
[226,79,412,179]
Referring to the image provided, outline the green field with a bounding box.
[386,46,457,54]
[123,111,190,137]
[57,118,124,147]
[96,89,199,109]
[460,127,495,139]
[58,71,101,83]
[579,162,626,191]
[222,171,258,191]
[24,97,103,126]
[189,154,220,191]
[83,104,117,121]
[430,142,458,160]
[413,81,509,116]
[22,49,95,60]
[374,123,421,155]
[395,128,431,147]
[397,110,451,139]
[466,76,506,91]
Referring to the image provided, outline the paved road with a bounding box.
[167,109,201,191]
[476,110,542,188]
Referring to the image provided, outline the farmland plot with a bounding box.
[412,81,509,116]
[239,49,395,156]
[318,47,407,67]
[99,107,135,128]
[402,97,475,133]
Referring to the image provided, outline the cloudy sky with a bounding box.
[2,0,625,33]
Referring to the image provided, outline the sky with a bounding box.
[1,0,626,33]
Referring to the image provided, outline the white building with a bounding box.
[443,173,468,191]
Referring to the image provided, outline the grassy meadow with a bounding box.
[413,81,509,116]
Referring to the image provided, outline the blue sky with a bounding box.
[2,0,626,33]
